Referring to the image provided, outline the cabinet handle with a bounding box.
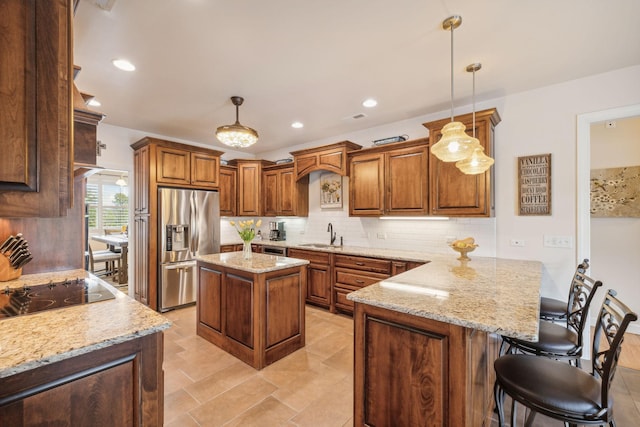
[355,262,365,266]
[356,279,365,284]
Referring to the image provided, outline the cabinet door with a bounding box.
[238,162,262,216]
[279,169,296,215]
[156,146,190,185]
[190,151,219,188]
[198,266,223,332]
[307,264,331,307]
[219,166,237,216]
[349,153,384,216]
[0,0,72,217]
[134,146,150,215]
[386,146,428,215]
[133,215,149,305]
[263,170,279,216]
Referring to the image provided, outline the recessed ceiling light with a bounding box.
[362,98,378,108]
[291,121,304,129]
[112,59,136,71]
[88,98,101,107]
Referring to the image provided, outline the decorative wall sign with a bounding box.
[590,166,640,217]
[320,172,343,208]
[518,153,551,215]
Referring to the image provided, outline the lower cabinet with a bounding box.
[353,303,499,426]
[288,248,332,309]
[197,262,306,369]
[0,333,164,426]
[333,254,391,314]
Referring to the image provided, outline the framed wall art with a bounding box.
[320,172,343,208]
[590,165,640,217]
[518,153,551,215]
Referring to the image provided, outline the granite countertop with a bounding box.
[197,252,309,273]
[347,254,542,341]
[223,240,431,263]
[0,269,171,378]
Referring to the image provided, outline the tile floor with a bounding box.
[162,305,640,427]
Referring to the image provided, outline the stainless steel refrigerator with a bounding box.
[158,188,220,311]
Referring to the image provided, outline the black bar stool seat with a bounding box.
[507,321,580,357]
[539,296,567,320]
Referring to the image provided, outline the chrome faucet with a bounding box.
[327,223,336,245]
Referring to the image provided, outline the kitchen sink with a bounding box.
[298,243,336,248]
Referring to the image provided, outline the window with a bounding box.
[86,171,129,234]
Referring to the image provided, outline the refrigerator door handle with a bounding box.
[190,192,198,256]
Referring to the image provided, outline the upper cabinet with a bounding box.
[262,164,309,217]
[155,145,222,189]
[291,141,362,181]
[0,0,73,217]
[349,139,429,217]
[219,165,237,217]
[73,68,105,171]
[228,159,274,217]
[423,108,501,217]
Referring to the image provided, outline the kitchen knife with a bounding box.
[12,253,30,269]
[0,235,15,253]
[15,254,32,269]
[5,236,24,254]
[10,248,27,264]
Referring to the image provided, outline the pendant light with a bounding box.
[115,175,127,186]
[216,96,259,148]
[430,15,480,162]
[456,63,495,175]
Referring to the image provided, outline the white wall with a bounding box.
[589,116,640,331]
[100,65,640,332]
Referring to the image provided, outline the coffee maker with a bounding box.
[269,221,286,241]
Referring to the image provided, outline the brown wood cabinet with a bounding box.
[423,108,501,217]
[333,254,391,314]
[348,139,429,217]
[229,159,274,217]
[262,164,309,217]
[353,302,499,426]
[288,248,332,309]
[0,0,73,217]
[130,137,223,310]
[197,261,306,369]
[219,165,237,216]
[0,332,165,426]
[290,141,362,181]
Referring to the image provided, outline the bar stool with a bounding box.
[494,289,638,426]
[88,245,121,278]
[500,269,602,367]
[540,259,589,321]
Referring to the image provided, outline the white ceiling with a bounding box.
[73,0,640,155]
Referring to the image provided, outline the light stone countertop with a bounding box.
[197,252,309,273]
[0,269,171,378]
[347,254,542,341]
[223,240,432,263]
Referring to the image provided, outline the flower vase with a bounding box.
[242,241,252,260]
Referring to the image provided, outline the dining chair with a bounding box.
[500,269,602,367]
[539,259,589,321]
[88,245,121,278]
[494,289,638,426]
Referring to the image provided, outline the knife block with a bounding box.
[0,252,22,281]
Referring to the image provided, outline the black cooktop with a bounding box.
[0,278,116,319]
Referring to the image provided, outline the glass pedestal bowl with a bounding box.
[450,244,478,261]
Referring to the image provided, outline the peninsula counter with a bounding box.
[347,254,542,426]
[196,252,309,369]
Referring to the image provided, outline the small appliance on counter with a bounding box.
[269,221,286,241]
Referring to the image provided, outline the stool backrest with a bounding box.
[564,258,589,314]
[565,270,602,351]
[592,289,638,415]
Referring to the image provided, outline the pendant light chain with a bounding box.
[472,66,476,137]
[449,22,455,122]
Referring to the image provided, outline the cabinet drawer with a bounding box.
[334,286,356,312]
[288,248,331,265]
[335,269,388,288]
[334,254,391,274]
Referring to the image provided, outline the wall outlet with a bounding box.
[543,235,573,248]
[510,239,525,247]
[376,232,387,240]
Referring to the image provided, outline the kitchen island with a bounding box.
[196,252,309,369]
[0,269,171,426]
[347,254,541,426]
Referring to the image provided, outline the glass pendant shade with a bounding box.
[216,123,258,148]
[216,96,259,148]
[455,145,494,174]
[431,121,480,162]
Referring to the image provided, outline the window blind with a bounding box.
[86,172,129,233]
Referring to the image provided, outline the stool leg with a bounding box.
[511,397,517,426]
[494,381,506,426]
[524,409,537,427]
